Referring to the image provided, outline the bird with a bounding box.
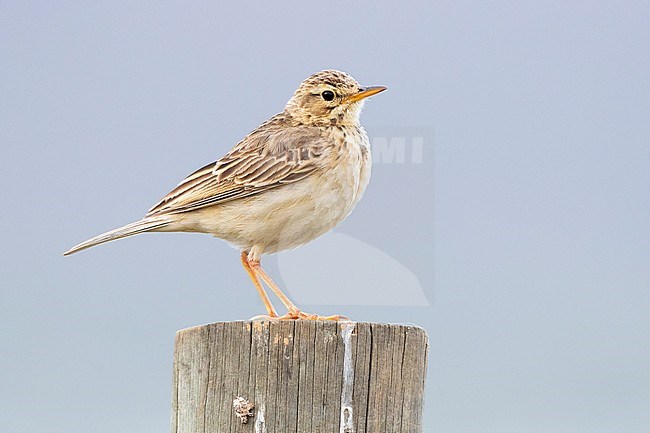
[64,69,386,320]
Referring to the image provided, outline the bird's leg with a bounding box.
[247,258,300,314]
[241,251,278,318]
[248,258,349,321]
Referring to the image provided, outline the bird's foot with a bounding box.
[278,309,351,321]
[249,310,350,322]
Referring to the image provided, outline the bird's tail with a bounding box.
[64,217,172,256]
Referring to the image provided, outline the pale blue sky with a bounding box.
[1,1,649,432]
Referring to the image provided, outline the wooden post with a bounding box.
[170,321,428,433]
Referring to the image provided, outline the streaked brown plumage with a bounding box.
[64,69,386,320]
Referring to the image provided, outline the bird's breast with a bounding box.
[323,125,372,215]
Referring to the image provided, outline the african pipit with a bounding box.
[65,69,386,320]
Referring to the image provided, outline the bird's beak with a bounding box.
[344,86,387,104]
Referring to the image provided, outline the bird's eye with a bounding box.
[321,90,335,101]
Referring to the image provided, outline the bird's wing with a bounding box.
[146,120,327,216]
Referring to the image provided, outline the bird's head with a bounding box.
[284,69,386,127]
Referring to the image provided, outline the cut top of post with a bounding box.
[171,321,429,433]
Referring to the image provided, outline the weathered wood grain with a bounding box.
[170,321,428,433]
